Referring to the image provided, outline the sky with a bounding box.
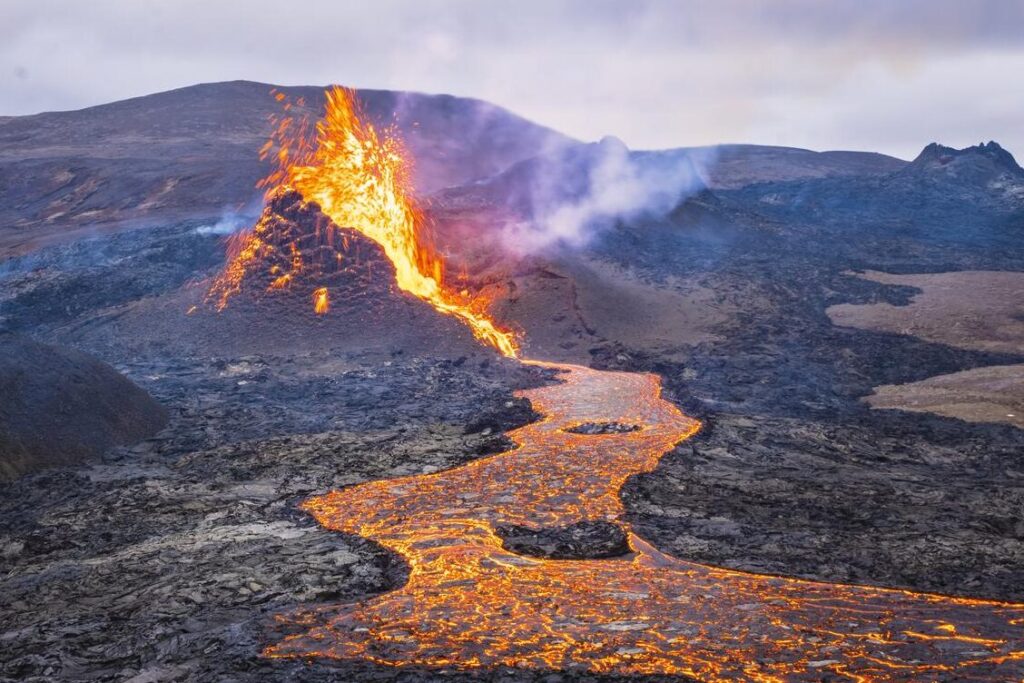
[2,0,1023,159]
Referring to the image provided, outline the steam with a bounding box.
[501,137,716,255]
[195,209,252,236]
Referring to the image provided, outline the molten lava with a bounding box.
[312,286,329,315]
[267,363,1024,680]
[207,87,518,357]
[206,86,1024,680]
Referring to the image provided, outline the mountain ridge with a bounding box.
[0,81,1015,258]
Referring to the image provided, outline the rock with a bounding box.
[495,520,630,559]
[808,659,840,668]
[0,350,554,681]
[0,334,167,481]
[564,421,641,435]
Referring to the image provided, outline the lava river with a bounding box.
[266,361,1024,681]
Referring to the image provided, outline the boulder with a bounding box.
[495,520,630,559]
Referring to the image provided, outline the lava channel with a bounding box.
[266,361,1024,681]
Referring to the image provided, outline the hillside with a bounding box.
[0,81,572,255]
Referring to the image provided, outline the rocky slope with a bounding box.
[0,80,572,256]
[703,143,907,188]
[0,334,166,481]
[0,81,910,258]
[588,142,1024,600]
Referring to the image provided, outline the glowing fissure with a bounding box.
[208,87,518,358]
[268,362,1024,680]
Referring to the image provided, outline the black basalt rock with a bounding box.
[495,520,631,560]
[564,421,642,435]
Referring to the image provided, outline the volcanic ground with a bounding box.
[1,82,1023,682]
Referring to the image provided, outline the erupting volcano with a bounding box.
[6,2,1024,679]
[206,87,518,358]
[197,89,1024,680]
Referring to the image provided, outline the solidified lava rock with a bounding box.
[495,520,630,559]
[464,395,539,435]
[564,421,641,435]
[0,334,167,481]
[220,188,399,309]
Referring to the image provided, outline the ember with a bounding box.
[312,287,329,315]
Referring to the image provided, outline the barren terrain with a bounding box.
[828,270,1024,354]
[829,270,1024,426]
[867,363,1024,428]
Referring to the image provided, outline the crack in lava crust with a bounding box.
[266,362,1024,681]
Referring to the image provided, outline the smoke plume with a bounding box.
[500,137,716,255]
[195,210,252,236]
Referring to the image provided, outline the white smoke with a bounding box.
[194,200,263,236]
[500,137,716,255]
[195,212,248,236]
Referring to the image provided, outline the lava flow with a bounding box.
[267,362,1024,681]
[213,88,1023,680]
[206,87,518,357]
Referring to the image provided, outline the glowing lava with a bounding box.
[210,86,1024,680]
[312,286,329,315]
[267,362,1024,680]
[206,87,518,357]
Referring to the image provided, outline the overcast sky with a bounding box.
[3,0,1023,159]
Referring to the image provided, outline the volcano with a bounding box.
[205,189,398,318]
[2,83,1024,683]
[183,188,498,358]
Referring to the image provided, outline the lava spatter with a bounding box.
[266,362,1024,680]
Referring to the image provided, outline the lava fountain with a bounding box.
[210,88,1024,680]
[206,87,518,358]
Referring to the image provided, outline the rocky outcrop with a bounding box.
[0,334,167,481]
[912,140,1022,170]
[905,140,1024,183]
[495,520,630,559]
[564,421,641,435]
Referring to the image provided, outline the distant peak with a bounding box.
[597,135,629,153]
[911,140,1022,176]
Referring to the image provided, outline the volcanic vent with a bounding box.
[189,189,499,357]
[205,189,397,319]
[204,86,518,358]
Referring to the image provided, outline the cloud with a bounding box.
[1,0,1022,157]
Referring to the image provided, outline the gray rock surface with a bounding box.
[495,521,630,559]
[564,422,641,435]
[0,351,558,681]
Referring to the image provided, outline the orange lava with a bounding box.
[206,87,518,357]
[266,362,1024,681]
[312,286,329,315]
